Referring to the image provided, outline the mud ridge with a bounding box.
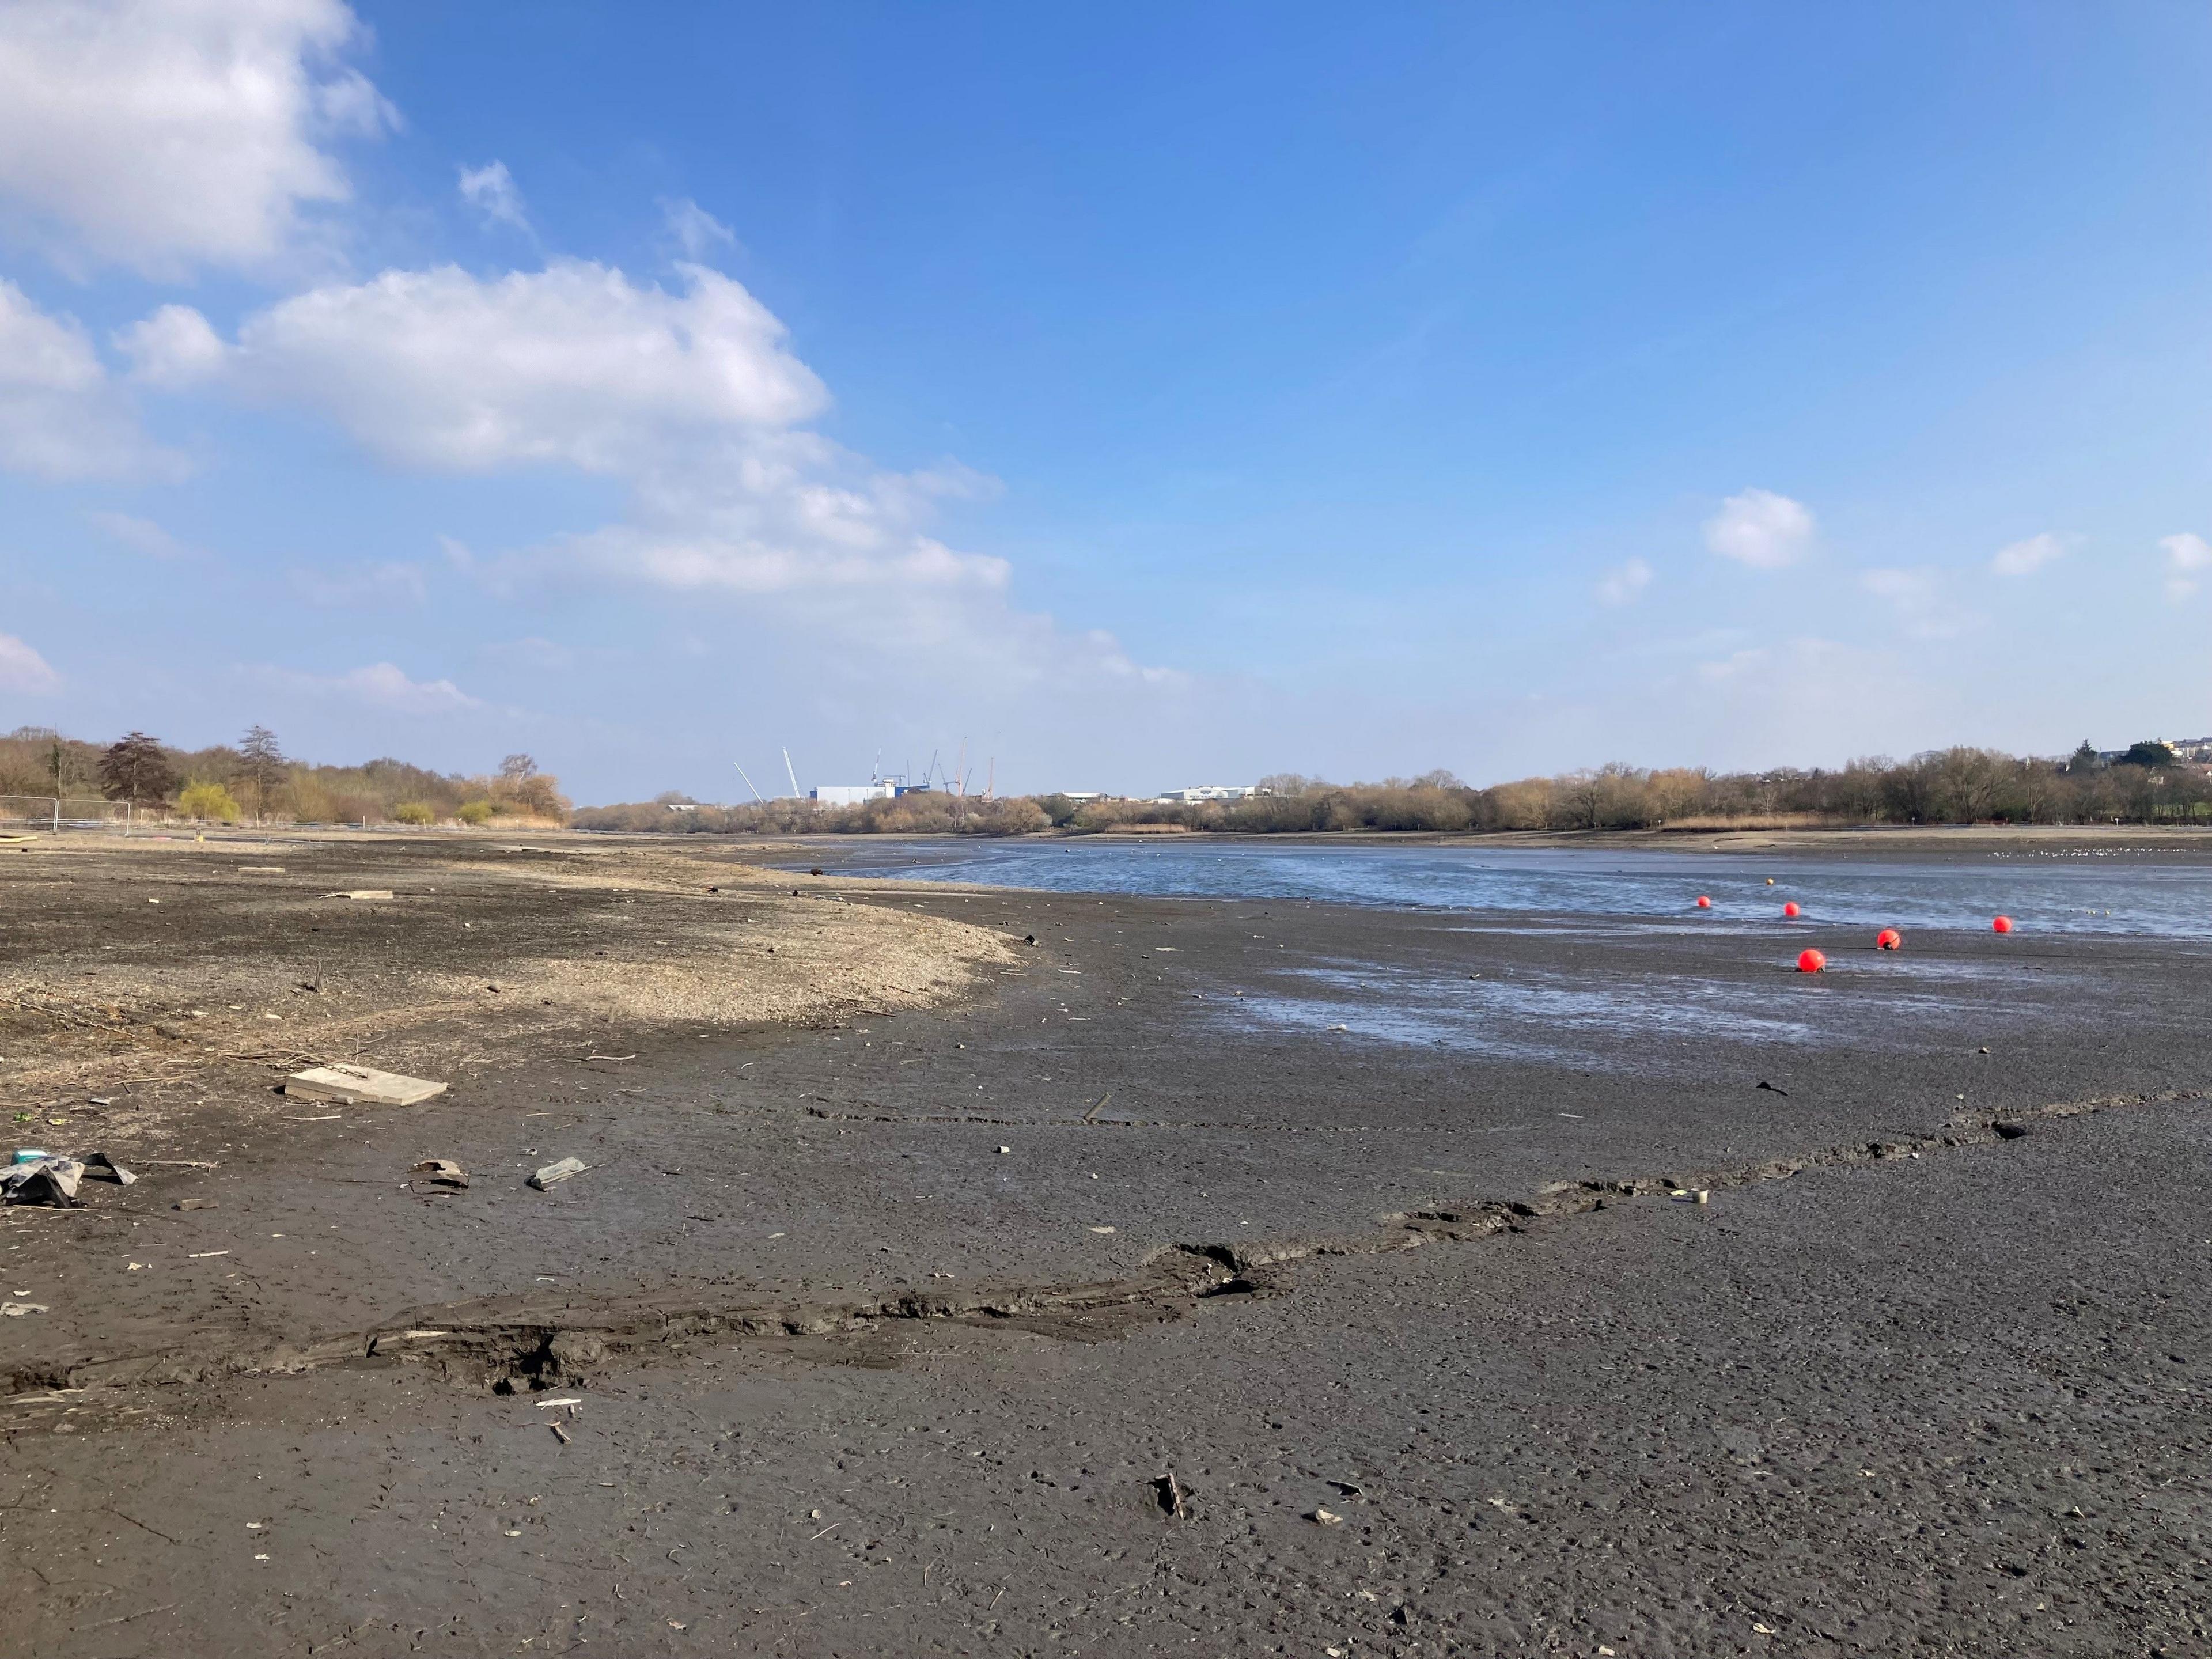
[2,1084,2198,1414]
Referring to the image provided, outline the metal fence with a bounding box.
[0,796,137,834]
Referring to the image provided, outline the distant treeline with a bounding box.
[579,744,2212,837]
[0,726,570,827]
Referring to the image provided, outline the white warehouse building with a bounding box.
[810,783,898,807]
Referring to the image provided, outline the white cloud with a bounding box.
[662,197,737,262]
[87,509,194,559]
[259,660,480,713]
[1594,556,1653,606]
[0,632,59,694]
[1990,532,2066,577]
[146,251,1176,696]
[2161,532,2212,601]
[1703,488,1814,569]
[459,161,531,234]
[0,0,396,275]
[0,281,180,479]
[115,303,229,389]
[172,260,828,471]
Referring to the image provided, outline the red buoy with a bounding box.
[1876,927,1902,950]
[1695,895,1712,909]
[1797,948,1826,973]
[1992,915,2013,934]
[1782,902,1800,918]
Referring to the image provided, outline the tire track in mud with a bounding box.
[2,1085,2199,1416]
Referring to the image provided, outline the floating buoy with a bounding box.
[1766,878,1775,885]
[1876,927,1902,950]
[1797,948,1827,973]
[1783,902,1800,918]
[1991,915,2013,934]
[1696,895,1712,909]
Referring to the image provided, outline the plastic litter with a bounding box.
[529,1156,588,1190]
[3,1155,83,1206]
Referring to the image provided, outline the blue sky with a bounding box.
[2,2,2209,801]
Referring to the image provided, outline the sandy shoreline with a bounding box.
[2,833,2207,1654]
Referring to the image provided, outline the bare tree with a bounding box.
[236,725,285,823]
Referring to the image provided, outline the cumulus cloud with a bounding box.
[0,281,180,479]
[0,0,396,275]
[459,161,531,234]
[1703,488,1814,569]
[139,250,1177,700]
[662,197,737,262]
[1990,532,2066,577]
[259,660,479,713]
[0,632,59,693]
[1594,556,1653,606]
[2161,532,2212,601]
[157,260,828,471]
[115,302,229,389]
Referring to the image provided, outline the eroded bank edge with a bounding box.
[2,1085,2198,1413]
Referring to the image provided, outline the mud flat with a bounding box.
[1,835,2207,1656]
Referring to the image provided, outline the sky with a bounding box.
[2,1,2210,802]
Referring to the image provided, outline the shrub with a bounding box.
[456,800,494,826]
[393,801,436,826]
[176,781,241,823]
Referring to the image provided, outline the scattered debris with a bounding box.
[997,1145,1012,1156]
[1669,1188,1711,1205]
[1083,1092,1112,1122]
[173,1199,216,1211]
[83,1152,135,1184]
[410,1158,469,1190]
[1311,1507,1344,1526]
[284,1064,448,1108]
[535,1396,584,1408]
[1755,1080,1790,1097]
[239,865,285,873]
[322,889,395,900]
[549,1422,571,1444]
[187,1250,229,1259]
[1089,1225,1116,1234]
[529,1156,589,1190]
[1,1301,48,1316]
[1153,1472,1189,1517]
[1992,1121,2029,1141]
[3,1156,84,1206]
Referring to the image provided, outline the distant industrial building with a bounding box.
[1152,784,1267,805]
[809,783,897,807]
